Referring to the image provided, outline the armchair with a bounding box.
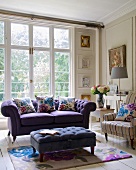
[101,92,136,149]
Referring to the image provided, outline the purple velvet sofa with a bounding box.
[1,99,96,142]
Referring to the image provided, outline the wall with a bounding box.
[101,9,136,93]
[75,28,97,101]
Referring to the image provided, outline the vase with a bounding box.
[97,93,104,108]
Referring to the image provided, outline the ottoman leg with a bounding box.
[40,153,44,162]
[90,146,94,154]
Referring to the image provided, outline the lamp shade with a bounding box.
[111,67,128,79]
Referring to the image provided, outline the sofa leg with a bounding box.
[7,131,10,136]
[105,133,108,142]
[12,136,16,143]
[130,139,135,150]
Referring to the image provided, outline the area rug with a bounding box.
[8,146,132,170]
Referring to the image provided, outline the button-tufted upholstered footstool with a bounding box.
[30,126,96,162]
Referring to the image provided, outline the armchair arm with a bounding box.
[103,113,117,121]
[131,118,136,126]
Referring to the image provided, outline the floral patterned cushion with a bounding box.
[58,97,75,111]
[35,95,55,113]
[14,97,36,115]
[115,103,136,121]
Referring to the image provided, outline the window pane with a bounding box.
[0,21,4,44]
[11,49,29,98]
[54,28,69,49]
[0,48,5,101]
[54,52,70,97]
[33,26,49,47]
[33,51,50,96]
[11,23,29,46]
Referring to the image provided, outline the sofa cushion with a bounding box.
[20,112,54,126]
[115,103,136,121]
[35,95,55,113]
[50,110,83,123]
[14,97,36,115]
[58,97,75,111]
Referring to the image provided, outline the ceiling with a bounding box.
[0,0,136,25]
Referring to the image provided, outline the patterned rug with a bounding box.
[8,145,132,170]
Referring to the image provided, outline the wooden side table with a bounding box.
[90,108,115,131]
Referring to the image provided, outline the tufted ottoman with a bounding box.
[30,126,96,162]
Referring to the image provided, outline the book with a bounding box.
[39,129,59,135]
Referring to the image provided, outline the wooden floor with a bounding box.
[0,121,136,170]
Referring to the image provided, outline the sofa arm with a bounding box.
[103,113,117,121]
[75,99,96,114]
[1,100,19,118]
[75,99,96,129]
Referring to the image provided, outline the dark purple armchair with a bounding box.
[1,99,96,142]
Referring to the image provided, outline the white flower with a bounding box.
[98,87,104,93]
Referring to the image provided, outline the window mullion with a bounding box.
[5,21,11,99]
[50,26,54,96]
[29,24,34,98]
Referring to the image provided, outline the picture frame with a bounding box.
[109,45,126,74]
[78,55,91,69]
[82,77,90,87]
[82,58,90,68]
[81,94,91,101]
[81,35,90,47]
[109,84,118,95]
[78,74,91,88]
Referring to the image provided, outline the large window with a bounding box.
[0,48,4,101]
[11,49,29,98]
[0,21,5,102]
[33,51,50,96]
[0,19,72,100]
[54,28,70,97]
[55,52,70,97]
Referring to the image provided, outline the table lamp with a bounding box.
[111,67,128,101]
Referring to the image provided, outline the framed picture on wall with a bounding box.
[78,74,91,88]
[82,77,90,87]
[81,94,91,101]
[78,55,91,69]
[109,45,126,74]
[82,58,90,68]
[81,35,90,47]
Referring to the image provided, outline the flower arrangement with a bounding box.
[91,85,110,95]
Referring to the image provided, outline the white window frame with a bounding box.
[0,17,75,100]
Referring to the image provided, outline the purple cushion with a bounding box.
[20,113,54,126]
[50,110,83,123]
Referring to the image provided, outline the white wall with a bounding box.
[101,9,136,92]
[75,28,97,101]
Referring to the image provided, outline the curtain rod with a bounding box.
[0,9,104,28]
